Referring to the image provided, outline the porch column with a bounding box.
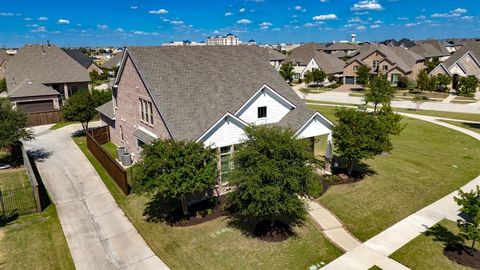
[63,83,69,100]
[216,147,222,185]
[324,133,333,175]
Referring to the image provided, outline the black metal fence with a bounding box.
[0,186,37,216]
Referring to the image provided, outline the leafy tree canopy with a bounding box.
[355,64,371,87]
[457,76,479,97]
[62,90,102,131]
[0,98,33,149]
[454,186,480,251]
[133,139,217,215]
[228,126,312,225]
[364,75,395,113]
[279,62,295,83]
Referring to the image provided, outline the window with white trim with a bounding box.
[257,106,267,119]
[139,98,154,125]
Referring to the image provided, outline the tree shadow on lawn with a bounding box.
[227,217,298,242]
[0,211,19,227]
[463,122,480,130]
[424,223,480,268]
[331,157,376,180]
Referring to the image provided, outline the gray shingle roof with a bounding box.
[411,40,450,58]
[63,48,96,69]
[0,50,11,65]
[312,51,345,74]
[285,43,327,65]
[124,45,315,141]
[101,53,123,69]
[324,43,360,51]
[8,79,60,98]
[96,100,115,119]
[5,44,90,85]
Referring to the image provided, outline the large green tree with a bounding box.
[355,64,371,87]
[228,126,312,226]
[0,98,33,149]
[62,91,98,131]
[436,74,452,92]
[457,76,479,97]
[425,57,440,73]
[364,75,395,113]
[454,186,480,253]
[279,62,295,83]
[333,107,403,175]
[133,140,217,215]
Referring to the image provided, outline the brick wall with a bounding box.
[111,55,172,159]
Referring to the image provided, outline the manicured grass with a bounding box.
[72,136,343,269]
[391,219,473,270]
[0,205,74,270]
[312,106,480,241]
[439,120,480,134]
[49,121,78,130]
[101,141,118,159]
[306,101,480,122]
[0,168,30,190]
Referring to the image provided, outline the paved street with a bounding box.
[24,124,170,270]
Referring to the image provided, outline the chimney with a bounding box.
[47,40,51,47]
[351,34,357,43]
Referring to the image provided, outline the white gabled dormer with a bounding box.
[235,84,296,125]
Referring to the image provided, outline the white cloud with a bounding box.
[462,16,474,20]
[24,17,32,21]
[294,6,302,11]
[30,26,47,32]
[237,18,252,24]
[170,20,184,25]
[272,27,280,31]
[239,8,246,13]
[130,6,138,9]
[356,25,367,30]
[405,23,418,27]
[225,12,233,16]
[115,28,124,32]
[38,16,48,21]
[351,1,383,11]
[452,8,467,14]
[354,11,370,15]
[320,0,329,2]
[0,12,14,16]
[149,9,168,14]
[313,14,337,20]
[397,17,408,20]
[370,24,380,28]
[348,17,362,23]
[304,23,315,27]
[431,8,468,18]
[259,21,272,29]
[416,15,426,20]
[57,19,70,24]
[374,20,383,24]
[97,24,109,30]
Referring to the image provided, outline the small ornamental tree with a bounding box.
[333,107,403,175]
[417,70,431,92]
[0,98,33,149]
[457,76,479,97]
[62,91,98,131]
[133,140,217,215]
[454,186,480,253]
[303,70,314,86]
[355,64,371,87]
[311,68,327,87]
[279,62,295,83]
[228,126,312,226]
[412,95,428,111]
[364,75,396,113]
[436,74,452,92]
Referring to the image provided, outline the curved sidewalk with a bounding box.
[321,113,480,270]
[25,124,170,270]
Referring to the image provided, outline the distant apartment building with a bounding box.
[162,41,206,46]
[206,33,240,46]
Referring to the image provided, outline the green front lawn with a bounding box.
[0,168,30,190]
[439,120,480,134]
[49,121,78,130]
[391,219,473,270]
[72,136,343,269]
[0,205,74,270]
[311,105,480,241]
[101,141,118,159]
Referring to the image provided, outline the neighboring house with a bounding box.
[430,41,480,89]
[263,48,286,70]
[101,53,123,70]
[97,46,333,179]
[298,51,345,82]
[410,40,451,62]
[322,43,360,59]
[0,50,12,80]
[380,38,416,48]
[283,43,328,79]
[63,48,104,74]
[4,44,91,113]
[343,44,425,86]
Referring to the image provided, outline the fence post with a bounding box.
[32,185,41,212]
[0,187,5,216]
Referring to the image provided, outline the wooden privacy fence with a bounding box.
[86,127,130,195]
[89,125,110,144]
[27,110,63,127]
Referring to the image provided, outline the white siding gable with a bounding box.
[295,113,333,139]
[198,114,248,148]
[236,85,295,125]
[301,58,319,78]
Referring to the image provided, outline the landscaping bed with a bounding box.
[310,105,480,241]
[73,136,344,269]
[391,219,474,270]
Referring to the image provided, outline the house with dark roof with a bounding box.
[4,44,91,113]
[63,48,104,74]
[343,44,425,86]
[430,41,480,90]
[380,38,416,48]
[97,46,333,177]
[101,53,123,70]
[322,43,360,58]
[283,43,343,81]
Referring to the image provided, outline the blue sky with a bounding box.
[0,0,479,47]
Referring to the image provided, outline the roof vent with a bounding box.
[41,45,46,54]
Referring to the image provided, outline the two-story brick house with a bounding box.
[96,46,333,178]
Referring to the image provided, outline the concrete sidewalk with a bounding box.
[25,124,170,270]
[322,114,480,270]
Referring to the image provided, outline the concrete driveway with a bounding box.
[24,124,169,270]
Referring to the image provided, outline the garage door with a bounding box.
[17,100,54,113]
[345,76,355,85]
